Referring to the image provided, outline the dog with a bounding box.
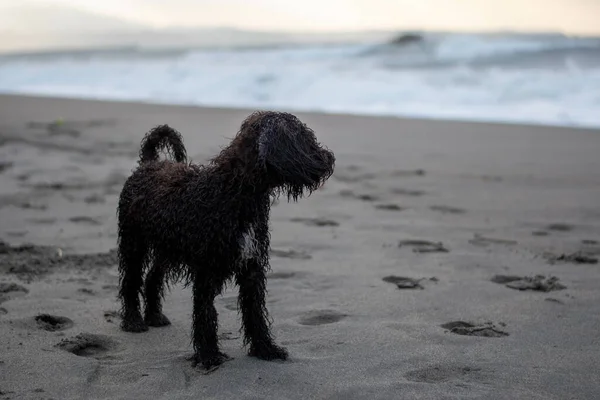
[116,111,335,371]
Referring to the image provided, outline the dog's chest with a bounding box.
[239,224,260,261]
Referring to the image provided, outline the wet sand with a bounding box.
[1,94,600,399]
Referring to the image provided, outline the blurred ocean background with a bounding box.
[1,29,599,128]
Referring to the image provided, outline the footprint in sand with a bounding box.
[218,331,241,341]
[56,333,119,358]
[429,205,466,214]
[298,310,347,326]
[491,275,566,292]
[271,249,312,260]
[339,190,379,202]
[268,271,299,279]
[333,171,376,183]
[0,161,13,173]
[532,230,549,237]
[404,364,484,384]
[0,282,29,295]
[18,201,48,211]
[398,239,449,253]
[101,284,119,292]
[469,234,517,247]
[374,204,406,211]
[389,169,426,177]
[382,275,438,290]
[28,217,57,225]
[547,223,573,232]
[440,321,508,337]
[0,282,29,304]
[290,217,339,227]
[35,314,74,332]
[69,216,103,226]
[552,252,598,265]
[103,311,120,324]
[390,188,426,197]
[83,194,106,204]
[221,297,238,311]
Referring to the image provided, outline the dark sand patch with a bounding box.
[390,188,426,197]
[298,310,347,326]
[55,333,118,358]
[429,205,466,214]
[77,288,96,295]
[545,298,565,304]
[271,249,312,260]
[491,275,566,292]
[290,217,339,227]
[0,307,7,315]
[374,203,406,211]
[0,241,116,282]
[398,239,449,253]
[35,314,74,332]
[405,364,483,383]
[547,223,573,232]
[441,321,508,337]
[469,234,518,247]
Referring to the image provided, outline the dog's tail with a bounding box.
[139,124,187,164]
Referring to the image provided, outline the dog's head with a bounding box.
[223,111,335,200]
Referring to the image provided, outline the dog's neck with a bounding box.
[206,161,272,199]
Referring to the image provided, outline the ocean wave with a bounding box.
[362,32,600,69]
[0,31,599,128]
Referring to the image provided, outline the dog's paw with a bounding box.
[120,318,149,333]
[189,351,233,372]
[145,312,171,327]
[249,343,289,361]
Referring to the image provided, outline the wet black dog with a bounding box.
[117,111,335,371]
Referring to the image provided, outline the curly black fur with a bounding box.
[117,111,335,371]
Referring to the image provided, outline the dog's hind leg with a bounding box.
[144,253,171,327]
[118,230,150,333]
[236,261,288,361]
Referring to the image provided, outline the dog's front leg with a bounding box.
[236,262,288,361]
[190,276,230,371]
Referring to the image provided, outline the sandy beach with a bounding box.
[1,93,599,400]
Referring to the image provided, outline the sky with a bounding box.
[1,0,600,35]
